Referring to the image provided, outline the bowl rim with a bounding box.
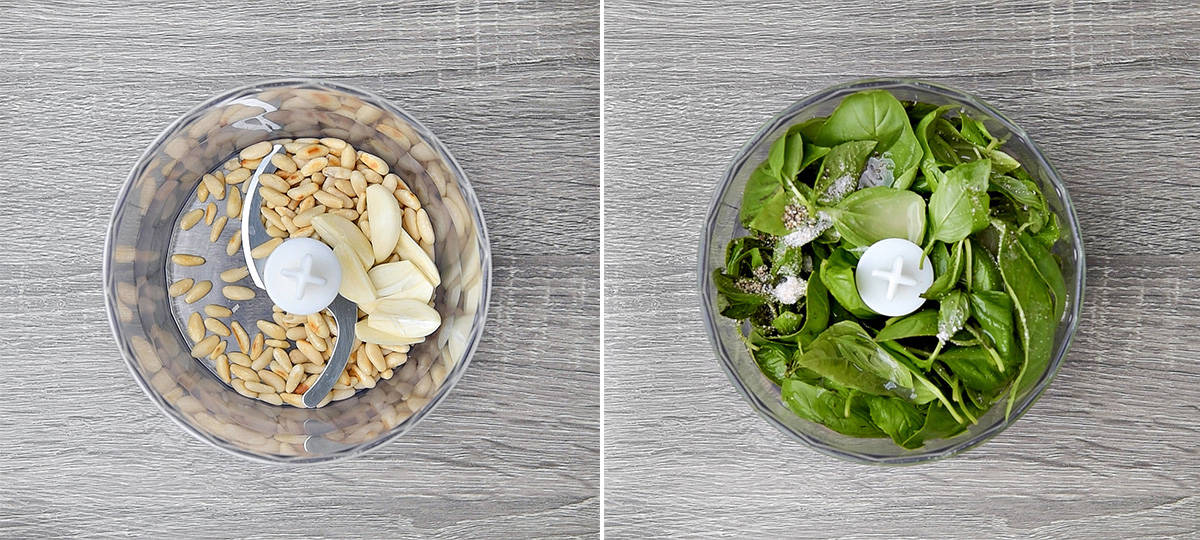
[697,78,1085,465]
[102,78,493,464]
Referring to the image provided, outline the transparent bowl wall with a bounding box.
[699,79,1084,464]
[104,80,491,463]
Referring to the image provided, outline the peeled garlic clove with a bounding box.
[365,184,402,264]
[355,320,427,346]
[395,226,440,286]
[312,213,373,269]
[367,260,434,302]
[366,299,441,338]
[333,244,377,306]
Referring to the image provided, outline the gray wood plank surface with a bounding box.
[0,1,598,538]
[604,1,1200,537]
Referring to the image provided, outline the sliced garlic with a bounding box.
[365,184,402,264]
[311,213,373,269]
[333,244,377,306]
[366,260,434,302]
[365,299,441,338]
[395,226,440,286]
[355,320,427,346]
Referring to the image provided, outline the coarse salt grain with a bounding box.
[771,275,808,305]
[819,175,856,203]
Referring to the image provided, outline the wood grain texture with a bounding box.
[0,1,598,537]
[604,1,1200,537]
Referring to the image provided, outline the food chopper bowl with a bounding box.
[698,79,1084,464]
[104,80,491,463]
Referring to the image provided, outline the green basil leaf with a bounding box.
[865,396,926,449]
[875,309,939,342]
[927,159,991,244]
[712,269,767,319]
[937,290,970,341]
[915,105,956,190]
[801,143,831,172]
[815,90,909,149]
[781,378,883,437]
[820,249,875,318]
[1017,230,1067,323]
[814,140,876,203]
[924,239,965,299]
[938,346,1007,394]
[970,239,1002,291]
[970,290,1019,371]
[958,115,994,147]
[772,311,803,336]
[794,321,920,399]
[828,187,926,247]
[998,228,1056,417]
[753,341,793,385]
[799,268,830,344]
[739,163,790,235]
[989,173,1047,233]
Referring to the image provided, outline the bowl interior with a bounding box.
[700,80,1084,464]
[104,80,491,463]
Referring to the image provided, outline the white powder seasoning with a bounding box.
[781,211,833,248]
[819,175,856,204]
[771,275,808,305]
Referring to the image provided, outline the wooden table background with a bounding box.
[0,1,598,537]
[604,1,1199,537]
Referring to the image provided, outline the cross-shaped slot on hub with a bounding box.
[871,256,917,301]
[278,253,328,300]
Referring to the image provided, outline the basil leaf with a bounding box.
[801,143,831,172]
[937,290,970,342]
[1017,231,1067,323]
[768,127,805,183]
[828,187,926,247]
[927,159,991,245]
[998,228,1056,417]
[970,239,1002,291]
[712,269,767,319]
[924,239,964,299]
[753,341,792,385]
[875,309,939,342]
[958,115,994,147]
[739,163,790,235]
[795,321,920,399]
[771,311,803,335]
[820,249,875,318]
[938,346,1007,394]
[970,290,1019,371]
[781,378,883,437]
[915,105,956,189]
[989,173,1047,233]
[814,140,876,203]
[866,396,926,449]
[798,268,830,344]
[815,90,909,149]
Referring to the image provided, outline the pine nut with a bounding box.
[365,343,387,372]
[362,169,382,183]
[307,312,330,338]
[230,321,249,352]
[250,237,282,259]
[226,189,242,218]
[225,232,241,256]
[222,285,255,300]
[381,174,397,191]
[416,208,434,242]
[300,156,328,176]
[225,167,251,184]
[295,340,323,364]
[255,349,277,371]
[359,152,388,175]
[285,364,305,393]
[204,202,218,225]
[244,381,275,394]
[287,182,319,200]
[257,320,286,340]
[396,189,420,209]
[332,388,356,401]
[197,181,209,202]
[172,254,205,266]
[216,355,231,383]
[259,173,289,192]
[384,173,410,192]
[204,317,230,336]
[180,209,203,230]
[313,190,344,209]
[220,266,249,283]
[257,392,283,406]
[202,174,225,200]
[271,153,297,173]
[204,304,232,318]
[385,352,407,368]
[209,339,226,360]
[230,364,259,382]
[280,393,304,407]
[259,370,286,393]
[186,312,204,342]
[323,166,352,179]
[190,335,220,358]
[232,379,256,398]
[228,352,252,367]
[285,326,307,340]
[209,216,227,243]
[251,333,264,358]
[260,186,290,207]
[403,207,420,242]
[319,137,347,151]
[240,141,272,160]
[266,339,289,349]
[271,347,291,368]
[183,280,211,303]
[296,145,328,161]
[168,278,194,297]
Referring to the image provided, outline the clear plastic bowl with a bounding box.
[104,80,491,463]
[698,79,1084,464]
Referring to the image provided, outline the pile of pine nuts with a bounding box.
[167,137,436,408]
